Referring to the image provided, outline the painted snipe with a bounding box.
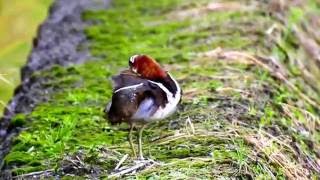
[105,54,181,159]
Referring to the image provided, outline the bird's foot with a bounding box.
[138,155,144,161]
[109,157,160,178]
[133,157,159,165]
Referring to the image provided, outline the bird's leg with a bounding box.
[128,123,137,158]
[138,125,146,160]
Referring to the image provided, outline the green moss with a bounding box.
[5,151,34,166]
[9,114,27,127]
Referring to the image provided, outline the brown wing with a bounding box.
[111,71,168,107]
[111,70,144,91]
[106,78,168,124]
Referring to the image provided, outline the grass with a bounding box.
[0,0,52,115]
[2,0,320,179]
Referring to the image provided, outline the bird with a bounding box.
[105,54,182,160]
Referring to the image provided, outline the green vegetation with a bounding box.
[0,0,53,115]
[2,0,320,179]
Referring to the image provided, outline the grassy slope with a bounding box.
[0,0,52,115]
[3,0,320,179]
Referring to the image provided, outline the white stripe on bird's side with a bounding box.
[114,83,144,93]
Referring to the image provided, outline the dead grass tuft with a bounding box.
[198,47,320,109]
[197,47,288,80]
[168,1,253,20]
[281,103,320,135]
[244,130,310,179]
[0,74,13,86]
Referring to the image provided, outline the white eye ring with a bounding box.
[129,54,139,64]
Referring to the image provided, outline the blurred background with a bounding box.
[0,0,52,115]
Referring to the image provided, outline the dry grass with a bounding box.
[197,47,320,109]
[244,131,310,179]
[167,1,254,20]
[0,74,12,86]
[0,74,11,111]
[281,103,320,135]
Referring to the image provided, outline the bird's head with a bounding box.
[129,54,167,80]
